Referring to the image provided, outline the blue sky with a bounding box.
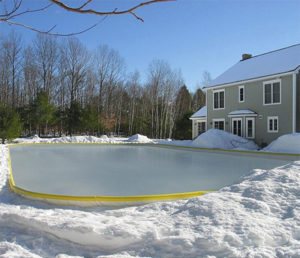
[1,0,300,91]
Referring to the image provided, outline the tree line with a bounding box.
[0,31,208,143]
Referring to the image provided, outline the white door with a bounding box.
[232,118,242,137]
[246,117,255,139]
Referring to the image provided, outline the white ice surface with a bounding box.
[1,133,300,257]
[10,145,290,196]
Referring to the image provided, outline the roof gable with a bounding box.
[206,44,300,88]
[190,106,207,118]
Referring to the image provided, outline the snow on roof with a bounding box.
[206,44,300,88]
[190,106,207,118]
[228,109,257,116]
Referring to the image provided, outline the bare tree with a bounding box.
[147,60,182,138]
[94,45,125,133]
[60,37,90,104]
[34,34,58,97]
[0,0,174,36]
[126,71,141,136]
[23,45,39,105]
[201,70,212,88]
[0,31,22,108]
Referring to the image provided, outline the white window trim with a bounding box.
[213,89,225,110]
[231,118,243,137]
[267,116,279,133]
[212,118,225,130]
[246,117,255,139]
[263,79,281,106]
[238,85,245,103]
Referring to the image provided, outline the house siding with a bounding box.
[297,72,300,132]
[207,74,294,145]
[192,120,198,139]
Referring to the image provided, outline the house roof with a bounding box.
[228,110,257,116]
[190,106,207,118]
[205,44,300,88]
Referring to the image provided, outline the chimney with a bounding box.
[242,53,252,61]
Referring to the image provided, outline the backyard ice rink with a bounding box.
[10,144,294,197]
[0,130,300,257]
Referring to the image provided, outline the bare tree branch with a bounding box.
[78,0,93,10]
[0,0,22,17]
[0,0,175,36]
[5,17,106,37]
[49,0,174,19]
[6,3,52,20]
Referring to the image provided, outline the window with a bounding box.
[213,90,225,109]
[232,118,242,137]
[197,122,206,135]
[239,86,244,103]
[213,119,225,130]
[267,116,279,133]
[264,80,281,105]
[246,118,255,139]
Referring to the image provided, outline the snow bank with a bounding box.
[262,133,300,154]
[192,129,258,150]
[14,135,119,144]
[0,141,299,257]
[126,134,153,143]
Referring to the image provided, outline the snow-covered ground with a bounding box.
[1,131,300,257]
[262,133,300,154]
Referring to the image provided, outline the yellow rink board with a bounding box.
[8,142,300,206]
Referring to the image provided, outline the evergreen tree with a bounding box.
[67,101,82,136]
[32,91,56,136]
[175,85,192,119]
[192,88,206,111]
[80,104,98,135]
[0,105,22,144]
[173,110,194,140]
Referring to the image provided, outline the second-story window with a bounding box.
[264,79,281,105]
[213,89,225,109]
[239,86,244,102]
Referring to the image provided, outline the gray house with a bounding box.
[191,44,300,146]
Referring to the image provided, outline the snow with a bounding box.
[262,133,300,154]
[1,133,300,257]
[190,106,207,118]
[14,135,124,144]
[228,109,256,115]
[192,129,259,150]
[206,43,300,88]
[126,134,153,143]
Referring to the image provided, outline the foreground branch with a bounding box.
[0,0,175,36]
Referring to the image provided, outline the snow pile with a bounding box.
[192,129,258,150]
[14,135,118,144]
[14,134,42,143]
[262,133,300,154]
[99,134,109,141]
[0,141,299,256]
[127,134,153,143]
